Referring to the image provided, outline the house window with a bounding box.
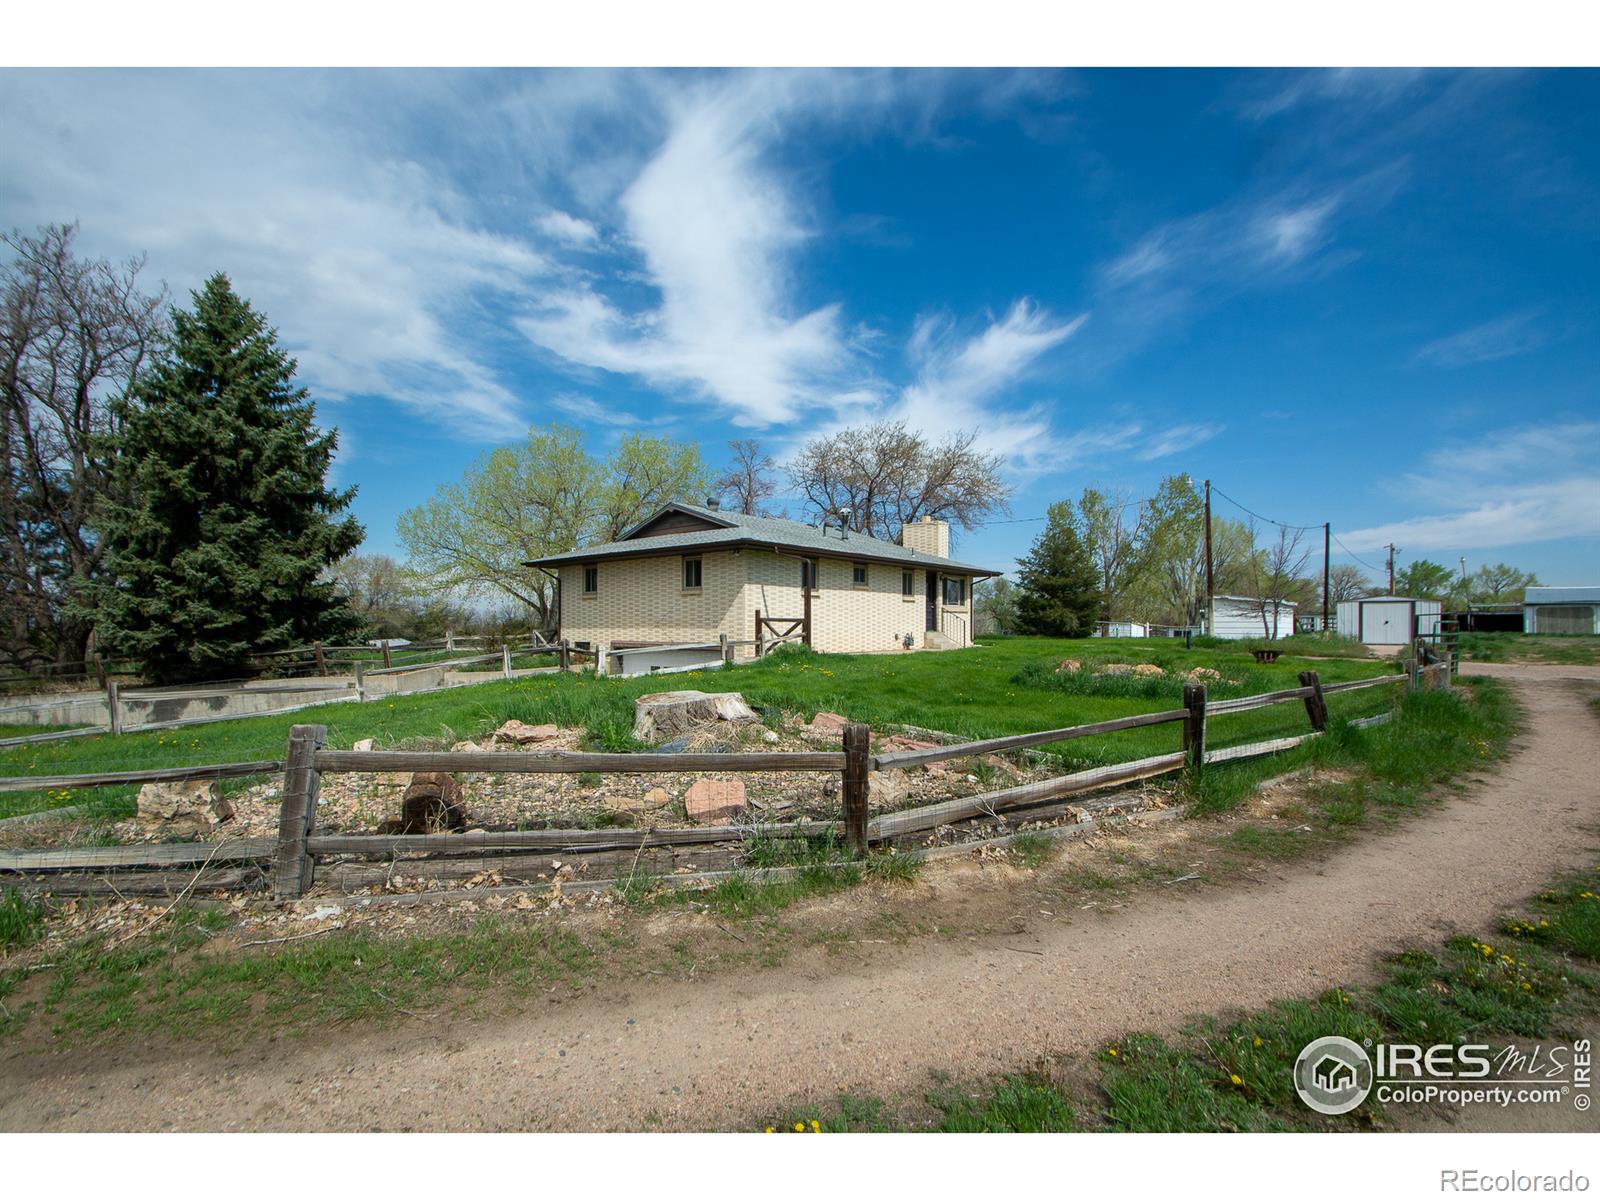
[942,576,965,606]
[801,556,819,591]
[582,564,598,595]
[852,562,868,587]
[901,569,914,598]
[682,556,703,591]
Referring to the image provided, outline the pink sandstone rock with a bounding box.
[684,778,748,822]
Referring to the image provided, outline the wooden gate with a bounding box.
[755,610,810,655]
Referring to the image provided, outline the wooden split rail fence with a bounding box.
[0,666,1436,900]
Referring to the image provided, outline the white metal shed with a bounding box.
[1209,595,1297,640]
[1335,596,1442,645]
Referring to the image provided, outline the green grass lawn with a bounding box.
[1457,632,1600,665]
[0,636,1397,821]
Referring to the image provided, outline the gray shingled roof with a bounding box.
[526,501,1000,575]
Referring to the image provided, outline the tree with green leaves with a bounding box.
[1467,563,1539,605]
[1014,501,1100,637]
[1078,485,1154,623]
[398,425,709,627]
[600,432,711,541]
[398,424,603,628]
[973,575,1021,635]
[84,274,362,684]
[1394,559,1454,600]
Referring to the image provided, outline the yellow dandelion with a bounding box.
[810,1120,821,1133]
[1108,1047,1118,1057]
[794,1122,804,1132]
[1230,1074,1243,1086]
[1253,1037,1262,1047]
[765,1127,774,1134]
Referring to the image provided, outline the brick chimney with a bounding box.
[901,514,949,558]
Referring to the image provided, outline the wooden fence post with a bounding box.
[719,633,731,666]
[93,652,107,687]
[353,659,366,702]
[1297,669,1329,732]
[841,722,870,857]
[105,679,122,736]
[273,724,327,901]
[313,641,326,675]
[502,644,512,679]
[595,643,607,678]
[754,608,763,657]
[1182,682,1207,772]
[380,641,392,668]
[559,639,571,671]
[446,628,455,652]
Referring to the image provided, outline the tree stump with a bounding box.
[378,772,467,834]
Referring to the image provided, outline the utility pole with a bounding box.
[1386,543,1397,595]
[1322,522,1331,633]
[1203,479,1214,635]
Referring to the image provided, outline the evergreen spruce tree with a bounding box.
[86,274,363,683]
[1015,500,1100,637]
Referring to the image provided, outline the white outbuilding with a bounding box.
[1335,595,1443,645]
[1096,620,1151,638]
[1523,586,1600,634]
[1208,595,1297,640]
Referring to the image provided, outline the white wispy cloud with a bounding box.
[545,390,675,430]
[1337,479,1600,554]
[536,210,601,246]
[1238,69,1430,122]
[1135,422,1223,461]
[1340,421,1600,552]
[0,70,550,440]
[518,75,864,426]
[891,301,1087,468]
[1415,311,1546,368]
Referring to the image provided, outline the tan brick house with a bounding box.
[528,500,998,661]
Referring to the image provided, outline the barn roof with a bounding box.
[526,501,1001,575]
[1525,585,1600,604]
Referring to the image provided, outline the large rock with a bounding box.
[631,691,759,742]
[136,780,234,833]
[493,719,560,746]
[684,778,748,822]
[868,767,909,808]
[808,711,850,734]
[378,772,466,834]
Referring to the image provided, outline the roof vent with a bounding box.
[705,496,721,511]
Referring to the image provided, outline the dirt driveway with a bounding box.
[2,663,1597,1131]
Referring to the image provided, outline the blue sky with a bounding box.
[3,68,1597,584]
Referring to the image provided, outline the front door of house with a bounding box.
[926,570,938,632]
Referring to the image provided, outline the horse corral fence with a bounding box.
[0,660,1451,903]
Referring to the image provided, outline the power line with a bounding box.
[1208,485,1322,534]
[1330,532,1385,576]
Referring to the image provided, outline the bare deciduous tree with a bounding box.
[788,421,1010,540]
[715,438,778,516]
[1248,523,1311,639]
[1,223,167,671]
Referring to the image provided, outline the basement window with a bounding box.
[852,562,869,587]
[682,556,703,591]
[582,564,598,595]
